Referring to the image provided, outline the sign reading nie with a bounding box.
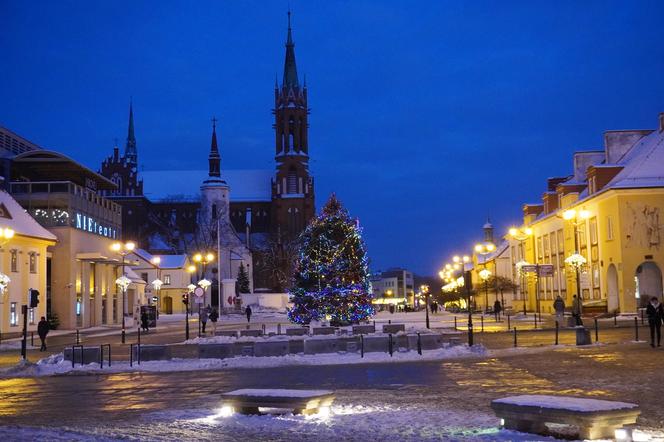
[75,212,118,239]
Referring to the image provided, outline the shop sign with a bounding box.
[75,212,118,239]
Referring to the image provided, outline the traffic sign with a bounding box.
[194,287,205,298]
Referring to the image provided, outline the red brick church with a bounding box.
[99,13,315,292]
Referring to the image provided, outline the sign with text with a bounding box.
[522,264,554,276]
[75,213,118,239]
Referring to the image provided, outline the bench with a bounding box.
[491,395,640,440]
[221,389,335,415]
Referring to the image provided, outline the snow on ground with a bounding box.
[1,404,662,441]
[0,345,486,378]
[494,394,638,411]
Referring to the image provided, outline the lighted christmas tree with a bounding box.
[287,194,374,325]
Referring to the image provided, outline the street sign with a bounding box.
[521,265,537,273]
[194,287,204,298]
[538,265,554,276]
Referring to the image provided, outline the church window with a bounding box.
[287,169,297,194]
[212,204,217,220]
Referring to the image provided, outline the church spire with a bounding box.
[282,10,299,90]
[208,117,221,178]
[125,99,137,166]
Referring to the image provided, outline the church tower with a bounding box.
[125,100,138,167]
[271,11,315,239]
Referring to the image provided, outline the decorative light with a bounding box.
[193,253,202,263]
[565,253,587,271]
[479,269,492,281]
[515,260,531,277]
[509,227,533,241]
[151,278,163,291]
[187,283,197,292]
[151,256,161,265]
[205,253,214,262]
[0,228,15,240]
[198,279,212,289]
[115,275,131,291]
[0,272,10,294]
[187,265,196,273]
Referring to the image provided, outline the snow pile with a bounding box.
[494,394,638,411]
[1,345,485,378]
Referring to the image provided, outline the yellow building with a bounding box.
[0,190,57,334]
[517,113,664,315]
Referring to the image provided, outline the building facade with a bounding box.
[371,268,415,307]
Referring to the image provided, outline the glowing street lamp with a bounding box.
[111,241,137,343]
[421,284,431,329]
[475,242,495,313]
[509,227,533,314]
[451,254,475,346]
[559,207,591,325]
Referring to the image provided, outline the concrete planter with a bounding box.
[240,329,263,337]
[286,328,308,336]
[254,340,290,357]
[312,327,337,335]
[132,345,172,361]
[304,338,340,355]
[198,343,235,359]
[382,324,406,334]
[352,325,375,334]
[362,335,390,353]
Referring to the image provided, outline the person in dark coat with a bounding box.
[200,306,209,333]
[140,311,149,332]
[646,296,664,348]
[245,305,252,323]
[37,316,50,351]
[553,295,565,325]
[571,295,583,326]
[209,308,219,336]
[493,299,502,321]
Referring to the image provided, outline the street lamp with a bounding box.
[192,252,215,307]
[184,266,197,340]
[111,241,135,343]
[150,256,163,316]
[509,227,533,314]
[475,242,495,313]
[561,208,591,325]
[453,254,473,346]
[421,284,430,329]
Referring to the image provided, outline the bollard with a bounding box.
[138,327,141,345]
[614,311,617,327]
[481,315,484,333]
[454,316,457,331]
[31,332,34,347]
[373,320,375,328]
[130,344,133,367]
[388,333,393,357]
[507,314,511,330]
[277,324,281,335]
[262,324,266,334]
[361,334,364,358]
[555,321,559,345]
[76,329,80,345]
[594,318,599,343]
[513,327,517,348]
[641,309,644,325]
[417,332,422,355]
[388,319,391,325]
[635,317,639,342]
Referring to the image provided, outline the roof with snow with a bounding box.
[141,169,273,202]
[604,129,664,189]
[131,249,187,269]
[0,190,57,241]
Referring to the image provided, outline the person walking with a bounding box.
[493,299,502,322]
[140,310,149,333]
[646,296,664,348]
[37,316,50,351]
[209,307,219,336]
[553,295,565,326]
[572,295,583,326]
[245,305,252,323]
[200,306,209,334]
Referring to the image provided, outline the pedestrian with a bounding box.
[200,306,209,334]
[553,295,565,326]
[245,305,252,323]
[140,310,149,333]
[209,307,219,336]
[37,316,50,351]
[646,296,664,348]
[493,299,502,321]
[572,295,583,326]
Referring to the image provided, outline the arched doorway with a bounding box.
[635,262,663,308]
[162,296,173,314]
[606,264,619,312]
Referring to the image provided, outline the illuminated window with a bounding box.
[164,274,171,285]
[10,302,17,326]
[10,250,17,272]
[29,252,37,273]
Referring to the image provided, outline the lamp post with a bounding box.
[185,264,196,340]
[0,227,15,343]
[509,227,533,314]
[192,252,215,307]
[421,284,430,329]
[562,208,591,324]
[453,255,473,346]
[475,242,495,313]
[111,241,135,344]
[150,256,163,317]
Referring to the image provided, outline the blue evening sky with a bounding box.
[2,1,664,275]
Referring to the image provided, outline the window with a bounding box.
[29,252,37,273]
[10,302,17,326]
[606,216,614,241]
[589,217,598,245]
[141,273,148,283]
[164,274,171,285]
[10,250,17,272]
[287,169,297,194]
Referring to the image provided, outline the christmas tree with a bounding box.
[236,262,251,294]
[287,194,374,325]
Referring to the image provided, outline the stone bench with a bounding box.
[132,344,172,362]
[286,327,308,336]
[352,324,375,334]
[312,327,336,335]
[221,389,335,415]
[491,395,640,440]
[382,324,405,334]
[64,346,101,365]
